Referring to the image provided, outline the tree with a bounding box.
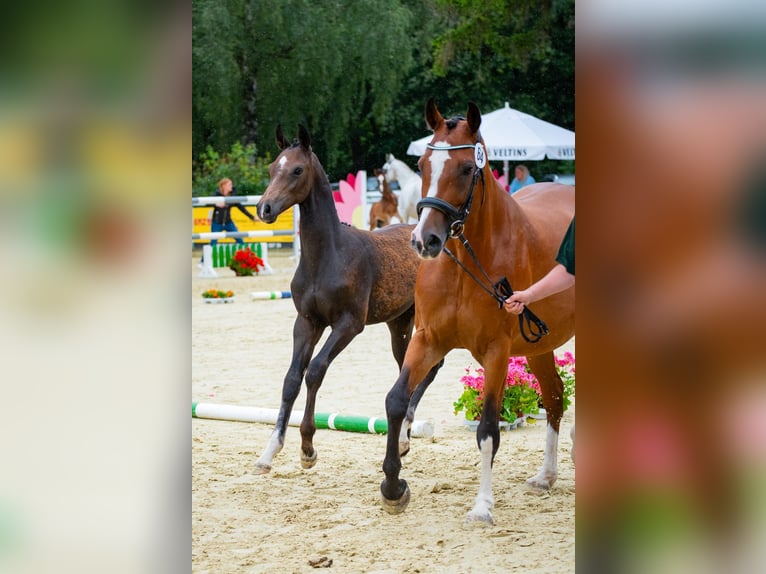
[371,0,574,178]
[193,0,417,180]
[192,0,574,181]
[192,0,245,160]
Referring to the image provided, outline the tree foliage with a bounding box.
[192,142,271,196]
[192,0,574,185]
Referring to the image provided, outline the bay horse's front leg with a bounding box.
[299,316,364,469]
[381,333,444,514]
[525,352,565,489]
[384,305,437,457]
[465,351,508,526]
[254,315,322,474]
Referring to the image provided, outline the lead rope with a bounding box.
[442,238,549,343]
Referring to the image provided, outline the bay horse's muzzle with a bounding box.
[411,209,448,259]
[411,231,445,259]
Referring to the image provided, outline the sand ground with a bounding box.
[192,247,575,573]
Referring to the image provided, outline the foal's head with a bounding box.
[412,98,486,259]
[257,125,320,223]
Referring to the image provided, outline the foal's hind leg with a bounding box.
[525,352,565,490]
[299,316,364,469]
[254,315,323,474]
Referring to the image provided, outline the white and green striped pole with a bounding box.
[250,291,291,300]
[192,402,434,438]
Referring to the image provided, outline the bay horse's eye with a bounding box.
[293,167,304,176]
[461,163,474,176]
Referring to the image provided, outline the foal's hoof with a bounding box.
[380,482,411,515]
[464,510,494,526]
[253,462,272,475]
[300,450,317,469]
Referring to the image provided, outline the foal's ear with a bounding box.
[297,124,311,150]
[466,102,482,135]
[425,97,443,131]
[275,125,290,150]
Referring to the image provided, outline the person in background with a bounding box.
[509,164,536,194]
[201,178,256,265]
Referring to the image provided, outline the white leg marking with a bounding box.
[527,424,559,489]
[570,424,576,464]
[254,429,284,473]
[466,436,495,525]
[398,419,412,455]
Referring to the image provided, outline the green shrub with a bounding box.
[193,142,272,196]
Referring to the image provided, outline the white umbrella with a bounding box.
[406,102,574,162]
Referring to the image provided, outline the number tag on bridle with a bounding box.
[474,143,486,169]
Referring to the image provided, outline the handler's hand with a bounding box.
[503,298,525,315]
[503,290,531,315]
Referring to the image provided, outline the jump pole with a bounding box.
[192,402,434,438]
[192,230,294,240]
[250,291,291,300]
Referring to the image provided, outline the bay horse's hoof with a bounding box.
[300,449,317,469]
[253,462,272,475]
[380,482,411,514]
[464,510,494,526]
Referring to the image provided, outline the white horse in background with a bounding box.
[382,153,422,224]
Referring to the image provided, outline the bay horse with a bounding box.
[382,153,421,224]
[368,169,400,230]
[380,99,575,525]
[254,124,427,474]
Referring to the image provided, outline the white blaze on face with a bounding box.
[277,155,287,172]
[412,141,450,245]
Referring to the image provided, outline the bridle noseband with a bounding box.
[415,140,549,343]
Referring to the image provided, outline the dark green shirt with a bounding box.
[555,217,575,276]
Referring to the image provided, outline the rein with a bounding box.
[416,141,549,343]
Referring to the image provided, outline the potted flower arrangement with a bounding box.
[229,248,265,276]
[454,352,575,428]
[201,289,235,303]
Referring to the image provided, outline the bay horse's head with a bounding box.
[412,98,486,259]
[257,124,318,223]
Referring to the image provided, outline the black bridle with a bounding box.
[416,141,549,343]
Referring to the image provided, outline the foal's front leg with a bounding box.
[254,315,322,474]
[299,316,364,469]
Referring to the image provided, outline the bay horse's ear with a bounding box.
[466,102,482,135]
[275,125,290,150]
[425,97,443,131]
[297,124,311,150]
